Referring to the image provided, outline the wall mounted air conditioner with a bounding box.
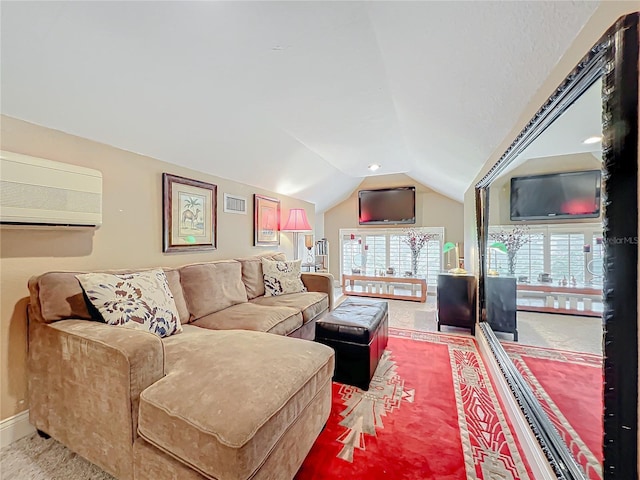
[0,151,103,227]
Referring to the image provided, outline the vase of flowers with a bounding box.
[488,226,530,275]
[403,228,437,276]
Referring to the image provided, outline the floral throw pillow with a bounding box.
[261,258,306,297]
[76,269,182,338]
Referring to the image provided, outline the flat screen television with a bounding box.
[358,187,416,225]
[510,170,601,221]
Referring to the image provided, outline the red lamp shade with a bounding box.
[281,209,312,232]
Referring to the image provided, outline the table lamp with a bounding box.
[281,208,312,260]
[488,242,507,276]
[304,234,314,264]
[443,242,467,275]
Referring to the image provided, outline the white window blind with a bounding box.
[424,239,442,285]
[550,233,585,283]
[513,233,545,280]
[363,234,386,275]
[488,229,544,280]
[387,235,441,284]
[589,234,604,285]
[389,235,413,275]
[341,235,362,275]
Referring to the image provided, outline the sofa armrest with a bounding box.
[301,272,335,311]
[28,314,165,480]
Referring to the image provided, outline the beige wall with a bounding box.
[0,115,316,421]
[323,173,464,279]
[488,152,602,225]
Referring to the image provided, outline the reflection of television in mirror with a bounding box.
[510,170,601,221]
[358,187,416,225]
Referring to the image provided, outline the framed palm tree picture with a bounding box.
[163,173,217,252]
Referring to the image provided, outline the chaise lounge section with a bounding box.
[26,253,335,480]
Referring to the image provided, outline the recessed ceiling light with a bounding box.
[583,135,602,144]
[368,164,380,171]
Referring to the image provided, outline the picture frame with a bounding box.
[163,173,217,252]
[254,194,280,246]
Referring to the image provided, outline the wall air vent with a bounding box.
[223,193,247,214]
[0,151,103,227]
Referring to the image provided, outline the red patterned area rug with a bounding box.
[296,328,532,480]
[502,343,603,480]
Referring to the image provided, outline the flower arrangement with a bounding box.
[489,225,530,275]
[403,228,437,276]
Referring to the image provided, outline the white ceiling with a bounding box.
[0,1,600,212]
[498,78,603,176]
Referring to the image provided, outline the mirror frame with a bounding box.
[475,13,638,480]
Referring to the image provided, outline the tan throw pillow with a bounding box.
[261,258,306,297]
[76,269,183,338]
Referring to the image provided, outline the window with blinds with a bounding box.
[488,224,601,285]
[340,228,443,285]
[363,234,386,275]
[550,233,585,283]
[389,235,413,275]
[388,236,441,284]
[514,233,545,279]
[488,229,544,280]
[341,236,362,275]
[589,234,605,285]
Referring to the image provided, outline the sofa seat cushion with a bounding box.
[139,330,335,480]
[250,292,328,324]
[191,302,302,336]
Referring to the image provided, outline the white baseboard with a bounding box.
[1,410,35,449]
[476,332,556,480]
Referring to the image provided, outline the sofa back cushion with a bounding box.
[179,260,248,321]
[29,272,94,324]
[164,270,190,325]
[235,252,286,299]
[28,268,190,325]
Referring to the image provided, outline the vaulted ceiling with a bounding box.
[0,1,599,212]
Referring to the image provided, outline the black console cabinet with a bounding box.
[437,274,477,335]
[485,276,518,341]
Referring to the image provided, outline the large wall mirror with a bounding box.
[475,13,638,480]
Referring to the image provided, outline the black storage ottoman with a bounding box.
[315,298,388,390]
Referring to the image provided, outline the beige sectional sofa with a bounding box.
[26,252,336,480]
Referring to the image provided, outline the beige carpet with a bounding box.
[492,311,603,355]
[0,433,115,480]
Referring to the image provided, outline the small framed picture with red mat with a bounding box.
[254,194,280,246]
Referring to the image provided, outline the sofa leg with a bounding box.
[36,429,50,439]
